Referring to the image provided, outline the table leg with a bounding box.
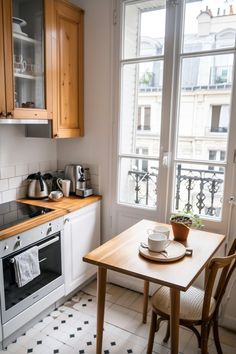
[170,288,180,354]
[142,280,149,323]
[96,267,107,354]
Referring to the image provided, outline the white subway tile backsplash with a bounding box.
[28,162,40,174]
[16,186,28,199]
[0,159,99,204]
[9,176,23,189]
[0,179,8,192]
[2,189,17,203]
[39,161,51,173]
[0,165,15,179]
[15,164,28,177]
[0,160,55,204]
[50,160,58,171]
[22,176,29,187]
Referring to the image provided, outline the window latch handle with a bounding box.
[162,152,170,167]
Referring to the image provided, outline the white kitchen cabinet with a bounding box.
[63,201,100,295]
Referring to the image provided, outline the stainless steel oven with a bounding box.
[0,217,64,324]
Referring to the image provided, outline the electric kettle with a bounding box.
[27,172,51,199]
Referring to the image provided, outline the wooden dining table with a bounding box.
[83,219,225,354]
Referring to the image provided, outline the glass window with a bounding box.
[176,55,233,161]
[173,163,224,219]
[119,157,158,207]
[183,0,236,53]
[120,61,163,157]
[117,0,236,224]
[123,0,166,59]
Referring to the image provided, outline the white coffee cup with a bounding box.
[148,233,171,252]
[57,179,71,197]
[147,225,170,239]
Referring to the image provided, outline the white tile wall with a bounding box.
[0,161,57,204]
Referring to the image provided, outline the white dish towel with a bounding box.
[13,246,40,287]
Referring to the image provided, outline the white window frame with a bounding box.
[112,0,236,234]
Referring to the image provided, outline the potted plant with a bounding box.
[170,210,203,242]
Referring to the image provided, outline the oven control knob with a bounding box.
[15,240,22,249]
[4,245,9,251]
[47,226,52,235]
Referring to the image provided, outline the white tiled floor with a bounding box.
[1,280,236,354]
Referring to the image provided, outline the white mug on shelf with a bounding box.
[57,179,71,197]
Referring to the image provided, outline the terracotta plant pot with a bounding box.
[171,221,190,242]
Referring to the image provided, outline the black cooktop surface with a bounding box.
[0,201,53,232]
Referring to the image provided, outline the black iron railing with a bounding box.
[128,164,224,216]
[175,164,224,217]
[128,169,158,206]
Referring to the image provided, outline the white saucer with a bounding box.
[139,240,186,262]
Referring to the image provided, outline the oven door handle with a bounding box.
[39,236,59,250]
[9,236,60,263]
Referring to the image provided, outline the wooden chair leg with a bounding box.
[201,323,209,354]
[185,324,201,348]
[156,316,163,332]
[163,320,170,343]
[213,319,223,354]
[147,310,157,354]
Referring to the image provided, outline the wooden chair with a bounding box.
[146,239,236,354]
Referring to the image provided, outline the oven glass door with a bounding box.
[1,232,62,323]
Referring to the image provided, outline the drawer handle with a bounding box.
[64,218,70,224]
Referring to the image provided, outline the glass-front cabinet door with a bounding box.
[2,0,52,120]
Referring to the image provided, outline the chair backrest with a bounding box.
[201,238,236,321]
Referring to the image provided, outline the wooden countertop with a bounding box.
[0,195,102,240]
[19,195,102,212]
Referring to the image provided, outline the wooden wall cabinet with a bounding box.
[0,0,53,120]
[52,0,84,138]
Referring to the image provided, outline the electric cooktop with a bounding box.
[0,201,53,231]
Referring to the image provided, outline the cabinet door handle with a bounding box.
[6,112,13,118]
[0,111,7,117]
[64,218,70,224]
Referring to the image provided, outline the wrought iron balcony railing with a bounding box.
[128,164,224,217]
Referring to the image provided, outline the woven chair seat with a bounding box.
[152,285,216,321]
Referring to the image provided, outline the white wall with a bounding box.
[57,0,113,241]
[0,125,57,203]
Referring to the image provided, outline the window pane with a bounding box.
[120,61,163,157]
[176,54,233,161]
[119,158,158,208]
[123,0,166,59]
[183,0,236,53]
[173,163,224,219]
